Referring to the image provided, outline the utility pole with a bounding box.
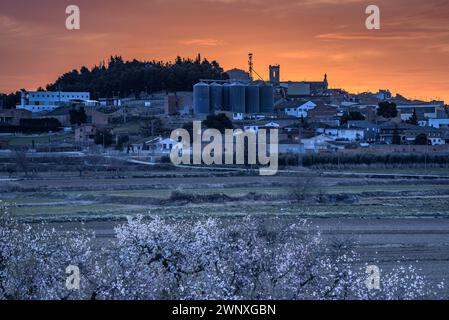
[119,91,126,124]
[248,53,253,81]
[58,84,62,105]
[297,123,302,167]
[425,143,428,173]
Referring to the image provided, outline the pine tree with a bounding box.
[392,127,401,145]
[407,108,419,125]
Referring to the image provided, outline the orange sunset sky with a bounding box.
[1,0,448,102]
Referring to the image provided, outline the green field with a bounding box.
[3,178,449,221]
[5,182,449,204]
[5,132,73,147]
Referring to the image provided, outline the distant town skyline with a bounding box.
[1,0,448,102]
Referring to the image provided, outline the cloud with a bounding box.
[0,15,46,38]
[329,50,383,61]
[298,0,365,4]
[276,51,312,59]
[198,0,364,4]
[316,31,449,41]
[178,38,226,46]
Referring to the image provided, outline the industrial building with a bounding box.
[225,68,251,82]
[396,103,445,121]
[16,91,91,113]
[194,55,329,117]
[164,92,193,115]
[193,80,274,116]
[279,74,329,98]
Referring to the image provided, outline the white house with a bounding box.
[337,128,365,141]
[284,101,316,118]
[17,91,91,113]
[278,140,304,154]
[375,89,392,101]
[397,103,443,121]
[427,137,445,145]
[264,122,280,128]
[243,122,280,133]
[318,127,365,141]
[428,118,449,128]
[301,134,333,152]
[243,125,259,132]
[154,138,177,154]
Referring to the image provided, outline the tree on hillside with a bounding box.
[19,118,62,133]
[414,133,428,145]
[13,149,29,177]
[0,91,21,109]
[300,116,311,129]
[140,117,169,137]
[378,102,398,118]
[70,107,88,126]
[392,127,401,145]
[46,55,229,99]
[94,129,113,147]
[407,108,419,125]
[203,113,233,134]
[341,111,365,125]
[115,135,130,151]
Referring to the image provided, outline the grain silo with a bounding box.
[222,83,231,111]
[209,82,223,112]
[229,82,246,113]
[259,84,274,113]
[245,84,260,114]
[193,82,210,114]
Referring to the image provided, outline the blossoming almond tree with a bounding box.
[0,210,94,299]
[0,205,445,300]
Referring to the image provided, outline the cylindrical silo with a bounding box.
[222,83,231,111]
[194,82,210,114]
[209,82,223,112]
[259,84,274,113]
[229,82,246,113]
[245,84,260,114]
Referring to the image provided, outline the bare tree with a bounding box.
[291,174,322,203]
[13,149,29,177]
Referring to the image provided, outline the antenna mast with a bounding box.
[248,53,265,82]
[248,53,253,80]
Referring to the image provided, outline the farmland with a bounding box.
[3,170,449,220]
